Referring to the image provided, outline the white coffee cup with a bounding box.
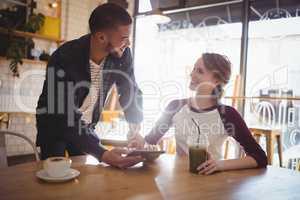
[43,157,72,178]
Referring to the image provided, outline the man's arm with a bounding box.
[115,48,143,124]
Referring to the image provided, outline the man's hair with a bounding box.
[89,3,132,33]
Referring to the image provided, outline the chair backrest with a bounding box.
[224,75,243,159]
[255,101,276,126]
[231,74,241,109]
[0,130,40,168]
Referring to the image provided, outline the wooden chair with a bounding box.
[249,127,283,167]
[224,75,241,159]
[231,74,241,109]
[158,135,176,154]
[0,131,40,168]
[222,74,283,166]
[101,85,123,124]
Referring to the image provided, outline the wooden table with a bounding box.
[1,155,300,200]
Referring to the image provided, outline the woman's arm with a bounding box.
[197,105,267,175]
[219,156,258,170]
[144,99,187,144]
[128,99,187,148]
[219,106,267,168]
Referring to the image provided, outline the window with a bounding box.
[134,0,300,162]
[244,0,300,164]
[134,0,243,140]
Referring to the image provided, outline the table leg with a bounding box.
[0,133,8,168]
[266,133,274,165]
[0,117,8,167]
[276,134,283,167]
[224,140,229,159]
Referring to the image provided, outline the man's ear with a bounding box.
[94,32,107,44]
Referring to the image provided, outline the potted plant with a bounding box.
[5,13,45,76]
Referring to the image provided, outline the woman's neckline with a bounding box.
[187,102,220,113]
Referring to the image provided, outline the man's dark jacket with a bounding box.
[36,34,143,159]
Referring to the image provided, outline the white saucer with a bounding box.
[36,168,80,182]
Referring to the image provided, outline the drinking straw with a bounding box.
[191,118,201,145]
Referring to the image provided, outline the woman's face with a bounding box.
[189,57,219,94]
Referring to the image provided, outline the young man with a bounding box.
[36,3,144,168]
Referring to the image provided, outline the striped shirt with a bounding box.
[79,59,105,124]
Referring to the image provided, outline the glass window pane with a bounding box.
[134,2,243,139]
[138,0,152,13]
[245,0,300,166]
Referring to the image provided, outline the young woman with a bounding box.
[129,53,267,175]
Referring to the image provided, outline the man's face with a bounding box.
[105,25,131,58]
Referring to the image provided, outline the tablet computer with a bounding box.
[127,150,165,157]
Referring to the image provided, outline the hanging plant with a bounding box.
[5,38,30,77]
[6,41,23,77]
[5,13,45,76]
[6,37,34,77]
[23,13,45,33]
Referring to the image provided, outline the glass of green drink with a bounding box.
[188,119,209,174]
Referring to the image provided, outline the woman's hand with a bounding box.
[197,157,223,175]
[197,155,259,175]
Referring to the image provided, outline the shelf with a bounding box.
[21,58,47,65]
[0,27,64,43]
[0,57,47,65]
[224,96,300,101]
[3,0,28,7]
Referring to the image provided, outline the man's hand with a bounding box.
[128,123,141,133]
[127,123,141,140]
[101,148,144,169]
[127,133,145,149]
[143,144,161,161]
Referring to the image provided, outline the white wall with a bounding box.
[0,59,45,156]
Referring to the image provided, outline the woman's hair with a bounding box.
[202,53,232,99]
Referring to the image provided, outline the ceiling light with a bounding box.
[49,2,58,8]
[147,9,171,24]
